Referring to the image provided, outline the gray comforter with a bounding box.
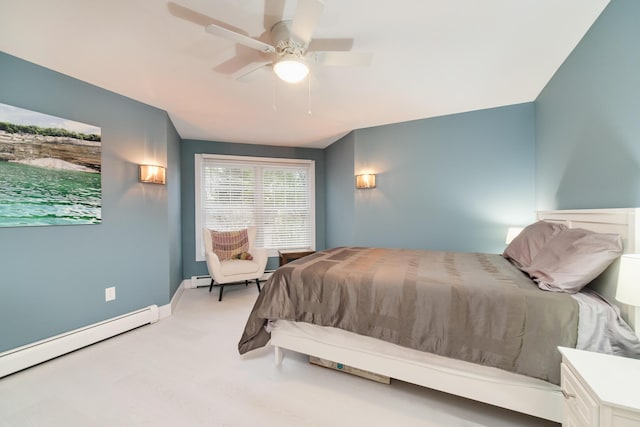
[239,247,579,384]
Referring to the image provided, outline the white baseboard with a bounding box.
[159,280,186,319]
[0,281,188,378]
[189,271,274,289]
[188,275,211,289]
[0,305,159,378]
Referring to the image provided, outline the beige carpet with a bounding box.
[0,285,557,426]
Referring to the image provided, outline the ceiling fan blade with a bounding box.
[232,62,272,81]
[312,51,373,67]
[167,2,216,27]
[206,23,276,53]
[307,38,354,52]
[290,0,325,46]
[264,0,286,31]
[213,47,267,76]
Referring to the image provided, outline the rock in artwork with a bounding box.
[0,102,102,227]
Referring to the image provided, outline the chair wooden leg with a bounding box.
[218,284,224,301]
[209,279,214,293]
[255,278,261,292]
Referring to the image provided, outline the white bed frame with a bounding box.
[270,208,640,423]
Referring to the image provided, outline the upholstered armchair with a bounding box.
[202,226,268,301]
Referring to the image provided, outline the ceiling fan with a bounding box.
[203,0,372,83]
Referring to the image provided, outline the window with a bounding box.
[195,154,315,260]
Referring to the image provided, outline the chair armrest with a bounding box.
[205,250,223,280]
[251,247,268,277]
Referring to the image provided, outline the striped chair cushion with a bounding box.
[209,229,249,261]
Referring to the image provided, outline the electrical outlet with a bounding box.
[105,286,116,302]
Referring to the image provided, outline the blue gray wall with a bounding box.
[325,131,355,247]
[167,119,183,296]
[0,52,182,352]
[536,0,640,209]
[180,139,325,278]
[3,0,634,353]
[326,103,536,254]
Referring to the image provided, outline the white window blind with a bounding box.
[195,154,315,260]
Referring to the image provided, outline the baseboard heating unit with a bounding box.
[0,305,159,378]
[190,271,275,288]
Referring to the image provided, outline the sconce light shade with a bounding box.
[356,174,376,189]
[139,164,166,185]
[616,254,640,307]
[505,227,524,244]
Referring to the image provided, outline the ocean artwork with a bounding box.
[0,102,102,227]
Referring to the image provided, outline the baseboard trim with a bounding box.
[189,271,274,289]
[0,281,187,378]
[188,275,210,289]
[159,280,186,319]
[0,305,159,378]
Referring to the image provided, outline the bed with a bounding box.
[238,208,640,422]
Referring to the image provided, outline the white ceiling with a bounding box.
[0,0,610,148]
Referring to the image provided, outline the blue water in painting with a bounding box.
[0,161,101,227]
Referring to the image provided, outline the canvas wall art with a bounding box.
[0,102,102,227]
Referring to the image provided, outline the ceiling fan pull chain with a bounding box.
[307,77,312,115]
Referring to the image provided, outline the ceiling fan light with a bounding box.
[274,56,309,83]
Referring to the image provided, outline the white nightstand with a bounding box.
[559,347,640,427]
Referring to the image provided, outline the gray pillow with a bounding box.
[503,220,566,268]
[523,228,623,293]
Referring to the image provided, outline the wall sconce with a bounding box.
[616,254,640,334]
[139,164,166,185]
[356,174,376,189]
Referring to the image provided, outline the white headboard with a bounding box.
[537,208,640,332]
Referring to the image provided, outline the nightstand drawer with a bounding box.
[562,363,599,426]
